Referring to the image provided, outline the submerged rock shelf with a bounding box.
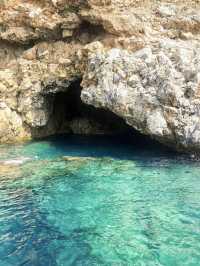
[0,136,200,265]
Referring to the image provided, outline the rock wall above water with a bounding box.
[1,0,200,152]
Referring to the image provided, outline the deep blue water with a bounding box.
[0,135,200,265]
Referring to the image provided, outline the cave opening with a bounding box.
[49,79,134,136]
[32,78,166,150]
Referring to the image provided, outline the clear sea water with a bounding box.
[0,135,200,266]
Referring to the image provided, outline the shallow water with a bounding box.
[0,135,200,266]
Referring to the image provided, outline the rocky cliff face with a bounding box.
[1,0,200,152]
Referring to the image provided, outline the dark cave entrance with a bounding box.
[33,78,165,150]
[49,79,133,136]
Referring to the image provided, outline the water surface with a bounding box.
[0,135,200,266]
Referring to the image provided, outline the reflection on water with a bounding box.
[0,135,200,265]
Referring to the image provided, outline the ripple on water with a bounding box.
[0,136,200,265]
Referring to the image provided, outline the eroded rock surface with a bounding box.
[81,40,200,151]
[1,0,200,152]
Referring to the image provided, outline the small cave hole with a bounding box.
[73,20,107,44]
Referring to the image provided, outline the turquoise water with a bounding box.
[0,135,200,266]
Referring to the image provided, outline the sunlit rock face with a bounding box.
[81,40,200,152]
[1,0,200,152]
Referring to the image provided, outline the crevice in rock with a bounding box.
[73,20,107,44]
[0,20,106,57]
[0,26,67,49]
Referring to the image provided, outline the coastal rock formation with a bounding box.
[1,0,200,152]
[81,40,200,151]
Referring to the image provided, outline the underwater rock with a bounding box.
[63,156,95,162]
[0,164,21,179]
[0,157,32,166]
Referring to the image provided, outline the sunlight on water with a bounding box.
[0,135,200,265]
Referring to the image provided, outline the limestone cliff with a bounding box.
[1,0,200,152]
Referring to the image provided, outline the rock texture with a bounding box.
[1,0,200,152]
[82,39,200,151]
